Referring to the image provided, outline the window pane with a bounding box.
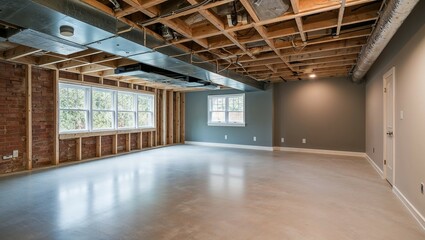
[60,87,86,109]
[93,90,113,110]
[211,97,226,111]
[228,96,243,111]
[138,112,153,127]
[118,93,134,111]
[92,111,114,130]
[138,96,153,111]
[229,112,244,124]
[118,112,135,128]
[210,112,225,123]
[60,110,87,131]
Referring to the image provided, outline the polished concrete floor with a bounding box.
[0,145,424,240]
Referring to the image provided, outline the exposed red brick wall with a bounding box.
[142,132,149,148]
[0,62,26,173]
[32,68,54,167]
[131,133,138,150]
[59,139,76,162]
[101,135,112,156]
[82,137,96,159]
[117,134,126,153]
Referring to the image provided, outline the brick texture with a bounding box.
[82,137,96,159]
[101,135,113,156]
[32,68,54,167]
[117,134,126,153]
[0,62,26,173]
[59,139,76,162]
[131,133,138,150]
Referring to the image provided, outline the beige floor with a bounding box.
[0,145,424,239]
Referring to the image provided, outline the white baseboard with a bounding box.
[185,141,273,151]
[365,154,384,179]
[274,147,366,157]
[393,186,425,231]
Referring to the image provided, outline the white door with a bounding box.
[384,68,395,185]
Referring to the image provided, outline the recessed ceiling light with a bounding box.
[309,73,316,78]
[60,25,74,37]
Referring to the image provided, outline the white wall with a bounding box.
[365,0,425,223]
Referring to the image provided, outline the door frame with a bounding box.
[383,67,396,185]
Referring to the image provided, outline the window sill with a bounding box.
[59,128,157,140]
[208,123,246,127]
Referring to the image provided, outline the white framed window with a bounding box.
[208,93,245,127]
[117,92,136,129]
[59,84,90,133]
[138,95,155,128]
[59,83,155,133]
[92,88,115,130]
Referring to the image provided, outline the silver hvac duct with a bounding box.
[350,0,420,82]
[0,0,265,91]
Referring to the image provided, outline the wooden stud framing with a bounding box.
[175,92,181,143]
[138,132,143,150]
[180,93,185,144]
[167,91,174,144]
[162,90,168,145]
[53,70,60,165]
[126,133,131,152]
[96,136,102,157]
[76,137,82,161]
[26,65,32,170]
[112,134,118,154]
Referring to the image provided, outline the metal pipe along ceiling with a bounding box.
[350,0,420,82]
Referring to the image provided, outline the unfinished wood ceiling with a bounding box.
[0,0,384,89]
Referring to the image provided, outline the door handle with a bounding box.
[386,131,393,136]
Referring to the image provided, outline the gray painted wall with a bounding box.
[273,78,365,152]
[365,0,425,221]
[185,87,273,147]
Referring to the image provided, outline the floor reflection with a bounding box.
[209,163,245,199]
[56,162,155,229]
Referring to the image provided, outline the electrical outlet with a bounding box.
[281,138,284,143]
[13,150,18,158]
[400,110,404,120]
[224,135,228,140]
[421,183,424,194]
[253,136,256,142]
[302,138,306,144]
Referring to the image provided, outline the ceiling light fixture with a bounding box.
[60,25,74,37]
[309,73,317,78]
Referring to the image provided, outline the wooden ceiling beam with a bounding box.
[286,48,361,62]
[290,0,307,42]
[336,0,347,36]
[2,46,42,60]
[240,0,295,72]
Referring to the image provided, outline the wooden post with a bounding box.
[162,90,168,145]
[137,132,143,150]
[26,65,32,170]
[76,137,82,161]
[112,134,117,154]
[96,136,102,157]
[167,91,174,144]
[175,92,181,143]
[53,70,59,165]
[150,131,154,147]
[180,93,185,144]
[126,133,131,152]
